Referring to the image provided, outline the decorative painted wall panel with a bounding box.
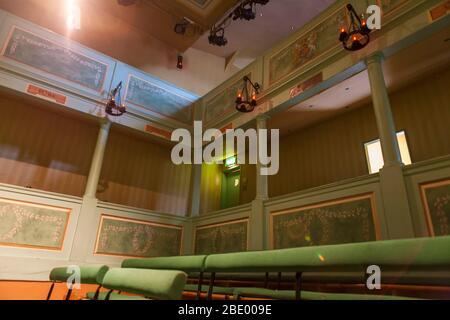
[421,179,450,236]
[125,75,193,124]
[289,73,323,98]
[95,215,183,257]
[2,26,108,92]
[0,198,70,250]
[268,8,346,86]
[270,194,379,249]
[194,219,248,254]
[204,75,250,125]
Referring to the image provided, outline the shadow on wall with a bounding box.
[0,94,98,197]
[97,129,192,215]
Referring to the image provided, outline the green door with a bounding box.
[221,171,241,209]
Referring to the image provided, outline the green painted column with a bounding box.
[250,199,266,251]
[366,52,402,167]
[249,115,270,251]
[366,52,414,239]
[256,114,269,200]
[84,119,112,198]
[70,118,111,261]
[189,163,202,217]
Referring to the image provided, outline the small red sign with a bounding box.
[429,1,450,21]
[27,84,67,105]
[289,73,323,99]
[145,125,172,140]
[220,123,233,134]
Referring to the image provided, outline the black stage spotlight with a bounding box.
[208,28,228,47]
[233,3,256,21]
[177,54,183,70]
[207,0,269,47]
[174,23,186,35]
[174,19,189,35]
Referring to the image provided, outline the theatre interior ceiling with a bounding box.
[0,0,335,70]
[269,26,450,136]
[1,0,447,139]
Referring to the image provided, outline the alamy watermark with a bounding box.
[366,5,382,31]
[171,121,280,176]
[66,265,81,290]
[367,265,382,290]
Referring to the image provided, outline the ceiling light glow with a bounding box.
[66,0,81,30]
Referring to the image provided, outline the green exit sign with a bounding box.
[225,156,237,168]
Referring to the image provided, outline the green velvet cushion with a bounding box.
[205,236,450,273]
[86,292,148,301]
[49,265,109,284]
[122,255,207,272]
[232,288,422,300]
[101,268,187,300]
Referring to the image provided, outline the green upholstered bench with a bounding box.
[48,265,109,300]
[122,255,207,299]
[205,236,450,273]
[204,236,450,300]
[99,268,187,300]
[232,288,422,300]
[122,255,207,272]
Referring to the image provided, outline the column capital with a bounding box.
[256,114,271,122]
[99,117,112,127]
[365,52,385,66]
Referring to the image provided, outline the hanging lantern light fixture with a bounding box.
[339,4,372,51]
[235,76,261,113]
[105,81,126,117]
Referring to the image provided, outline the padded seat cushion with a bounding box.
[101,268,187,300]
[122,255,207,272]
[205,236,450,273]
[49,265,109,284]
[232,288,422,300]
[86,292,148,301]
